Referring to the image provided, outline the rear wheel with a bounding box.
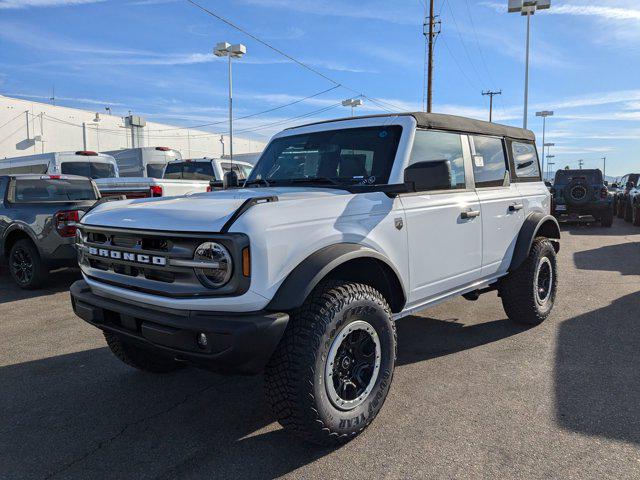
[624,203,633,222]
[617,200,626,218]
[633,204,640,226]
[499,238,557,326]
[8,239,48,289]
[265,281,396,445]
[104,332,182,373]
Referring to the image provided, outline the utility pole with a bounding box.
[578,159,584,170]
[424,0,440,113]
[482,90,502,122]
[602,156,606,178]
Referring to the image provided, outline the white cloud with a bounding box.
[6,92,126,106]
[0,0,103,8]
[239,0,416,25]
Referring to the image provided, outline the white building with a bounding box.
[0,95,266,160]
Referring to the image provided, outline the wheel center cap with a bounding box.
[341,356,352,369]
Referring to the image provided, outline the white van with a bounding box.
[104,147,181,178]
[0,151,119,179]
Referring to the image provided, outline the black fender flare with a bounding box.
[266,243,406,312]
[509,213,561,272]
[1,223,39,258]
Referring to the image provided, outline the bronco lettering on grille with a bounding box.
[87,247,167,266]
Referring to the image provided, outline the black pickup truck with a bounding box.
[0,174,100,288]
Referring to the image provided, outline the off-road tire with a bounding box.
[499,238,557,326]
[9,239,48,289]
[104,332,181,373]
[265,280,396,446]
[624,203,633,222]
[601,208,614,227]
[633,204,640,227]
[617,201,625,218]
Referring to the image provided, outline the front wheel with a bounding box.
[624,203,633,222]
[265,281,396,446]
[499,238,558,326]
[9,239,48,289]
[601,208,613,228]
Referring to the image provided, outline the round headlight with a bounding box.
[194,242,233,288]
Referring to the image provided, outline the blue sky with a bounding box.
[1,0,639,177]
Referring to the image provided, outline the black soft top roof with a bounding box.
[288,112,535,142]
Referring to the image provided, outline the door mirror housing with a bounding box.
[223,170,239,189]
[404,160,452,192]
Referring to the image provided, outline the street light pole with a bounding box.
[536,110,553,179]
[508,1,551,129]
[602,156,607,178]
[342,98,363,117]
[214,41,246,187]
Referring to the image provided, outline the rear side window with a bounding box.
[11,179,98,202]
[408,130,466,190]
[512,142,540,179]
[164,162,216,180]
[61,162,115,179]
[221,162,249,180]
[470,136,508,188]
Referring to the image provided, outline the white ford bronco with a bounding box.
[70,113,560,445]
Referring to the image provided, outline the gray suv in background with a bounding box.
[0,175,100,288]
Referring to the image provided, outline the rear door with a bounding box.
[470,135,525,278]
[400,129,482,305]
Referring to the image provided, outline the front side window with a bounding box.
[408,130,466,190]
[11,178,98,202]
[512,141,540,179]
[247,126,403,186]
[471,136,508,188]
[61,162,116,179]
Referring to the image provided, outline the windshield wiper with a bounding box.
[289,177,342,186]
[244,178,272,187]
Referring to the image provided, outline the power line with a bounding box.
[147,85,341,131]
[440,36,480,91]
[443,0,485,88]
[184,0,409,114]
[463,0,497,88]
[235,103,342,135]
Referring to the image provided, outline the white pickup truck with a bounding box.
[94,177,211,199]
[71,112,559,445]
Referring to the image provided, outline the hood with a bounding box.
[81,187,352,232]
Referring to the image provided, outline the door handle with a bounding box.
[461,209,480,219]
[509,203,524,212]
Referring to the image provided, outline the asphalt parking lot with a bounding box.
[1,219,639,480]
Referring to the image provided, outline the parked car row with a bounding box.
[613,173,640,225]
[0,148,258,199]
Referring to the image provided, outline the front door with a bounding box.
[400,129,482,307]
[469,134,525,278]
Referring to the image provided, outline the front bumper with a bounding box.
[70,280,289,374]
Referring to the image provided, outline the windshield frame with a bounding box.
[245,125,404,189]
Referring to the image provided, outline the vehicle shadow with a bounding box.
[572,241,640,275]
[0,269,80,305]
[0,314,527,480]
[395,314,530,366]
[560,219,639,236]
[555,291,640,445]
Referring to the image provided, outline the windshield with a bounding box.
[164,161,216,180]
[60,161,116,179]
[246,126,403,186]
[13,178,97,202]
[554,170,602,184]
[146,163,166,178]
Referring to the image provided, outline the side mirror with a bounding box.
[604,180,609,186]
[626,181,635,189]
[223,170,239,189]
[404,160,451,192]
